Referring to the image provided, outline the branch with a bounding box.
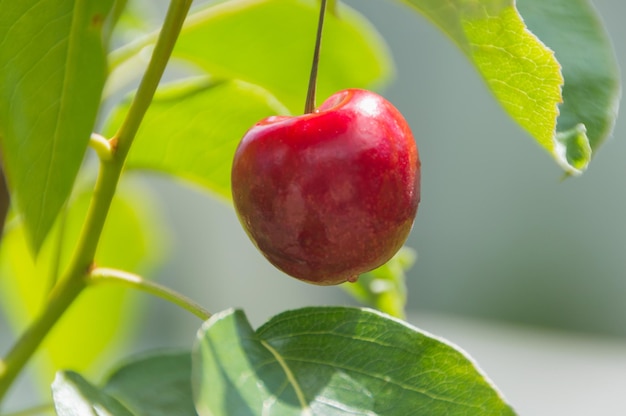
[0,0,193,404]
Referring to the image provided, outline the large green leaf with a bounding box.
[193,307,516,415]
[103,78,288,200]
[516,0,621,157]
[0,181,164,393]
[52,372,134,416]
[399,0,583,174]
[110,0,392,113]
[0,0,114,253]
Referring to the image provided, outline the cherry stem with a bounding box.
[304,0,328,114]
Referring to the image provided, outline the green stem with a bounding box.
[46,202,69,294]
[0,0,193,405]
[89,268,211,321]
[89,133,114,162]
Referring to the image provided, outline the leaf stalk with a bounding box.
[89,268,211,321]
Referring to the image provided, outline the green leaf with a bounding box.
[0,167,9,243]
[516,0,621,157]
[0,0,115,253]
[50,352,197,416]
[555,124,592,173]
[104,0,130,43]
[103,78,287,200]
[102,351,197,416]
[52,371,133,416]
[401,0,578,173]
[342,246,416,319]
[193,307,516,416]
[177,0,392,112]
[0,181,164,394]
[111,0,392,113]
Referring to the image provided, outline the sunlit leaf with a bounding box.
[193,307,516,415]
[103,77,288,200]
[109,0,392,113]
[0,0,114,253]
[517,0,621,159]
[400,0,578,173]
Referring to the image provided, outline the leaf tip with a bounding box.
[554,123,592,176]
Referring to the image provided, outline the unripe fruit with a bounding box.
[232,88,420,285]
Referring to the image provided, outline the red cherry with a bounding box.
[231,88,420,285]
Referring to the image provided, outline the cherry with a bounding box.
[231,88,420,285]
[231,0,419,284]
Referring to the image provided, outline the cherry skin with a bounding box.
[231,88,420,285]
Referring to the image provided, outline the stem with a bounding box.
[0,0,193,404]
[0,166,9,243]
[47,204,68,293]
[89,268,211,321]
[89,133,114,162]
[304,0,328,114]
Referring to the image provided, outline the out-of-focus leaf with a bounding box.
[193,307,516,415]
[103,351,197,416]
[516,0,621,159]
[0,166,9,243]
[52,371,133,416]
[110,0,392,113]
[400,0,579,173]
[0,181,164,394]
[0,0,114,253]
[104,77,288,200]
[342,246,416,319]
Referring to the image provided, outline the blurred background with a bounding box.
[2,0,625,414]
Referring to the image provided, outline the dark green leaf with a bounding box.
[517,0,621,156]
[52,371,133,416]
[103,77,287,200]
[102,351,197,416]
[0,0,114,253]
[193,307,516,415]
